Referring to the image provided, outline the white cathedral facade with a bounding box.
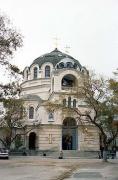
[21,48,99,152]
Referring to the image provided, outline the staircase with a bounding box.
[62,150,99,159]
[23,150,99,159]
[45,150,99,159]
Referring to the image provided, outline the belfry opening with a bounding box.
[62,118,78,150]
[61,74,76,88]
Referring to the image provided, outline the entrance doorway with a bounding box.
[62,118,78,150]
[29,132,36,150]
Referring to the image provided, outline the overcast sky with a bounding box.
[0,0,118,77]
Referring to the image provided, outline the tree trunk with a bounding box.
[103,150,108,162]
[102,139,108,162]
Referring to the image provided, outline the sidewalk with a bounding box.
[0,156,117,180]
[62,159,118,180]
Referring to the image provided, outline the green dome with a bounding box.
[30,48,82,69]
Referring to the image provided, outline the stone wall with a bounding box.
[36,125,99,151]
[79,126,99,151]
[38,125,62,150]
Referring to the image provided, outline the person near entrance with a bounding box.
[66,135,72,150]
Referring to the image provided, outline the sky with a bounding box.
[0,0,118,77]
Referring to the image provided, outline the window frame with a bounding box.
[33,67,38,79]
[73,99,76,108]
[29,106,34,119]
[26,70,29,80]
[45,65,50,78]
[68,97,71,108]
[63,99,66,107]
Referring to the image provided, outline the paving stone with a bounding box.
[106,178,118,180]
[64,178,101,180]
[73,172,103,178]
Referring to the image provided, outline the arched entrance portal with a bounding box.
[29,132,36,150]
[62,118,78,150]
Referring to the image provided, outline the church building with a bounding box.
[21,48,99,152]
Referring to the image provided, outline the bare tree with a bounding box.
[75,73,118,161]
[0,13,23,75]
[0,98,41,150]
[0,98,25,149]
[45,71,118,161]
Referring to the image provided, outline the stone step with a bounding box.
[45,150,99,159]
[14,149,99,158]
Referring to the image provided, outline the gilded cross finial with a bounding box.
[65,45,70,53]
[53,37,60,49]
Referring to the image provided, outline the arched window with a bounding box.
[73,63,77,69]
[63,99,66,106]
[68,97,71,108]
[34,67,38,79]
[26,70,28,80]
[45,66,50,77]
[59,62,64,69]
[29,106,34,119]
[66,62,73,68]
[81,69,85,73]
[73,99,76,108]
[48,112,54,119]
